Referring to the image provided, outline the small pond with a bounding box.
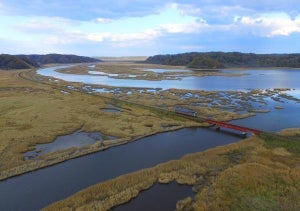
[24,130,116,160]
[101,108,121,113]
[114,182,194,211]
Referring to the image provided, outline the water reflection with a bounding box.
[37,66,300,91]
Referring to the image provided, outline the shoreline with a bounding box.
[0,110,256,182]
[44,132,300,211]
[0,124,202,181]
[1,67,292,182]
[0,69,285,181]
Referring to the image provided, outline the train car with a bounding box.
[174,107,198,118]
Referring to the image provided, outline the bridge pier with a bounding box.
[215,126,221,131]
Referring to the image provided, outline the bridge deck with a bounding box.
[205,119,262,135]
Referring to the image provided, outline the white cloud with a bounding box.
[14,17,79,33]
[169,3,202,16]
[44,31,85,44]
[237,14,300,37]
[86,33,110,42]
[1,0,300,21]
[85,22,205,44]
[96,18,113,24]
[86,29,161,43]
[159,22,205,33]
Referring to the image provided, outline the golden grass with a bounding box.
[38,63,297,123]
[56,62,245,81]
[2,64,299,210]
[44,135,300,211]
[44,136,300,210]
[0,69,192,178]
[279,128,300,137]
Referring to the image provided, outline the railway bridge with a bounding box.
[204,119,262,136]
[174,107,262,136]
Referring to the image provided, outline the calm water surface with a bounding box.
[113,183,194,211]
[0,66,298,210]
[37,66,300,91]
[0,128,242,211]
[24,130,115,160]
[37,65,300,131]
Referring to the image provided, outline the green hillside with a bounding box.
[17,54,101,65]
[145,52,300,69]
[0,54,38,70]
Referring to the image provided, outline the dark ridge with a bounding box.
[16,54,102,65]
[0,54,39,70]
[145,52,300,69]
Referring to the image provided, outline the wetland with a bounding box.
[0,61,299,210]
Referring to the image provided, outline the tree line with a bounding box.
[145,52,300,69]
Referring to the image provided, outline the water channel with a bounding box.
[0,128,242,211]
[0,65,299,210]
[37,65,300,133]
[37,66,300,91]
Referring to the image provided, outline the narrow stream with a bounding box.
[0,66,298,210]
[0,128,241,211]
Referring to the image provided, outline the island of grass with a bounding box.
[45,133,300,211]
[1,60,300,210]
[1,61,299,180]
[0,67,202,180]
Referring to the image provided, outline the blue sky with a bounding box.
[0,0,300,56]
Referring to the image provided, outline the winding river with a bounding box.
[0,65,299,210]
[37,65,300,132]
[37,66,300,91]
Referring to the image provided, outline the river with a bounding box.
[37,66,300,91]
[0,65,299,210]
[0,128,241,211]
[37,65,300,132]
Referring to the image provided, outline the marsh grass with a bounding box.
[279,128,300,137]
[261,132,300,154]
[2,64,300,210]
[0,69,191,178]
[44,134,300,211]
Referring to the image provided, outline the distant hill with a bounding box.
[16,54,102,65]
[145,52,300,69]
[0,54,39,70]
[98,56,148,62]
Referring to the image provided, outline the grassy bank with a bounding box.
[0,69,195,179]
[44,133,300,210]
[56,62,243,81]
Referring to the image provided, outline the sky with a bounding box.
[0,0,300,56]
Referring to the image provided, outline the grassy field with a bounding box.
[279,128,300,137]
[0,69,197,179]
[2,63,299,210]
[44,133,300,211]
[0,63,291,179]
[56,62,245,80]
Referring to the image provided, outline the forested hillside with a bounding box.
[17,54,101,65]
[145,52,300,69]
[0,54,39,69]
